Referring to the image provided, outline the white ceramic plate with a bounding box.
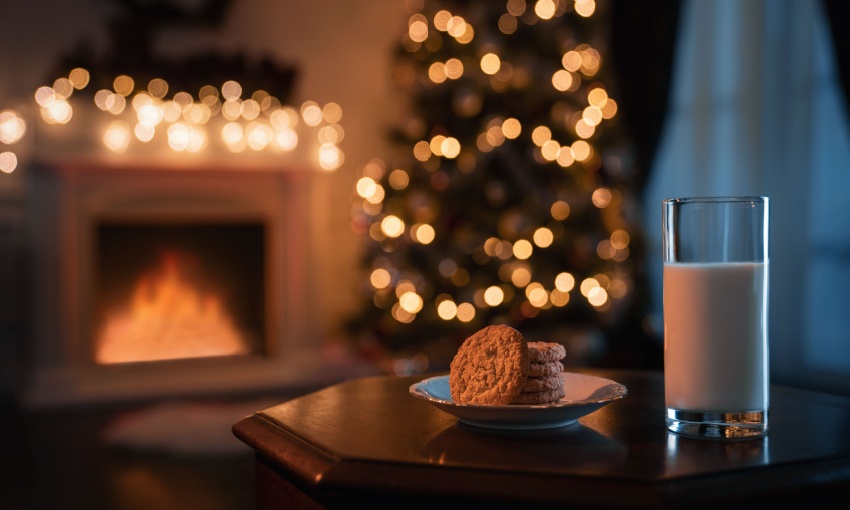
[409,372,627,430]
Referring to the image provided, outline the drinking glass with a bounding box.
[662,196,769,439]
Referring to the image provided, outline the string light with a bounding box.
[0,69,346,173]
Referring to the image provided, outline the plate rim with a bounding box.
[409,372,628,410]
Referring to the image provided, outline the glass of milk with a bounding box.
[662,196,769,439]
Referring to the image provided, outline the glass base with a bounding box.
[666,408,767,440]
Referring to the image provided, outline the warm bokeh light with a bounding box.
[535,0,557,20]
[221,80,242,101]
[69,67,90,89]
[356,176,378,199]
[391,303,416,323]
[0,152,18,173]
[409,18,429,43]
[301,101,323,127]
[446,15,467,38]
[381,215,405,237]
[167,122,190,151]
[241,99,261,120]
[43,99,73,124]
[148,78,168,99]
[413,140,431,161]
[552,70,574,92]
[429,135,446,156]
[550,200,571,220]
[588,286,608,307]
[507,0,526,16]
[600,98,618,119]
[0,110,26,144]
[322,102,343,123]
[502,118,521,139]
[498,13,518,34]
[441,137,461,158]
[480,53,501,75]
[319,143,343,171]
[531,125,551,146]
[556,146,575,167]
[34,86,55,107]
[456,302,475,322]
[270,107,296,129]
[575,118,595,138]
[134,122,155,142]
[370,268,392,289]
[580,277,600,297]
[399,291,424,313]
[428,62,446,84]
[104,121,131,153]
[483,286,504,306]
[411,223,436,244]
[579,45,601,76]
[511,265,532,287]
[246,122,273,150]
[571,139,591,161]
[533,227,554,248]
[275,128,298,151]
[107,93,127,115]
[113,75,134,96]
[318,124,341,145]
[445,58,464,79]
[437,298,458,320]
[526,282,549,308]
[550,289,569,306]
[221,122,244,146]
[53,78,73,99]
[562,50,582,72]
[433,10,451,31]
[541,140,560,161]
[611,229,630,249]
[583,105,603,126]
[588,87,608,106]
[555,272,575,292]
[388,169,409,190]
[137,104,164,126]
[592,187,612,208]
[575,0,597,18]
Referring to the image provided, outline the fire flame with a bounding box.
[96,250,251,364]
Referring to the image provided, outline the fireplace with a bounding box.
[23,159,322,407]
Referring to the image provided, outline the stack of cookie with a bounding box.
[512,341,566,404]
[448,324,567,406]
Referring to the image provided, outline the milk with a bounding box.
[663,262,769,412]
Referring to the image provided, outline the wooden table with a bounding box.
[232,368,850,508]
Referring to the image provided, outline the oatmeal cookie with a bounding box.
[528,360,564,378]
[449,325,529,405]
[511,385,566,405]
[527,341,566,363]
[522,375,563,392]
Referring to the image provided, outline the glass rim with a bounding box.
[663,196,768,205]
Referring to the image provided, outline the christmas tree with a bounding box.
[346,0,657,373]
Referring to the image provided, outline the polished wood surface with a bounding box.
[233,368,850,508]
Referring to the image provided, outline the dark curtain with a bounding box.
[608,0,683,194]
[823,0,850,120]
[610,0,849,191]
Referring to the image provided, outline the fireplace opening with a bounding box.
[93,221,266,365]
